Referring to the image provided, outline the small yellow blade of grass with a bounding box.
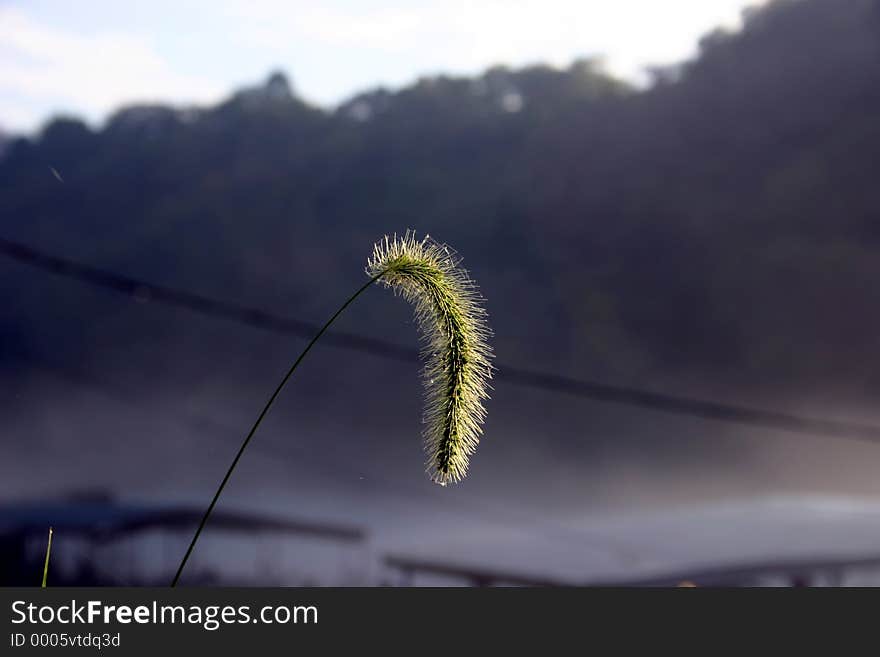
[41,527,53,588]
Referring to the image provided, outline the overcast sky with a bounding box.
[0,0,766,134]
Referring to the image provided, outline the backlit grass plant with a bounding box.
[172,231,493,585]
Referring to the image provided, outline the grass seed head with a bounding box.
[366,231,493,485]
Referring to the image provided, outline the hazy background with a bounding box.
[2,0,880,585]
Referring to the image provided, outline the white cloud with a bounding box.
[225,0,767,102]
[0,6,225,132]
[0,0,768,133]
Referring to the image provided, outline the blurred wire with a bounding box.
[3,235,880,444]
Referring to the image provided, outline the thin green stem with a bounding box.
[171,273,383,586]
[41,527,53,588]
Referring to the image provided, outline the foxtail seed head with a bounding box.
[367,231,493,485]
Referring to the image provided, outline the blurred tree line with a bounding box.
[1,0,879,398]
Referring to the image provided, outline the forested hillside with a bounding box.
[2,0,879,399]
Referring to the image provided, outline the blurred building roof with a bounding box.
[0,488,365,543]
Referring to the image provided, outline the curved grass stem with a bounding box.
[170,274,383,587]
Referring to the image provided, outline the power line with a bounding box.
[2,235,880,444]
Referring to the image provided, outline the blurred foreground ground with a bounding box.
[8,489,880,586]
